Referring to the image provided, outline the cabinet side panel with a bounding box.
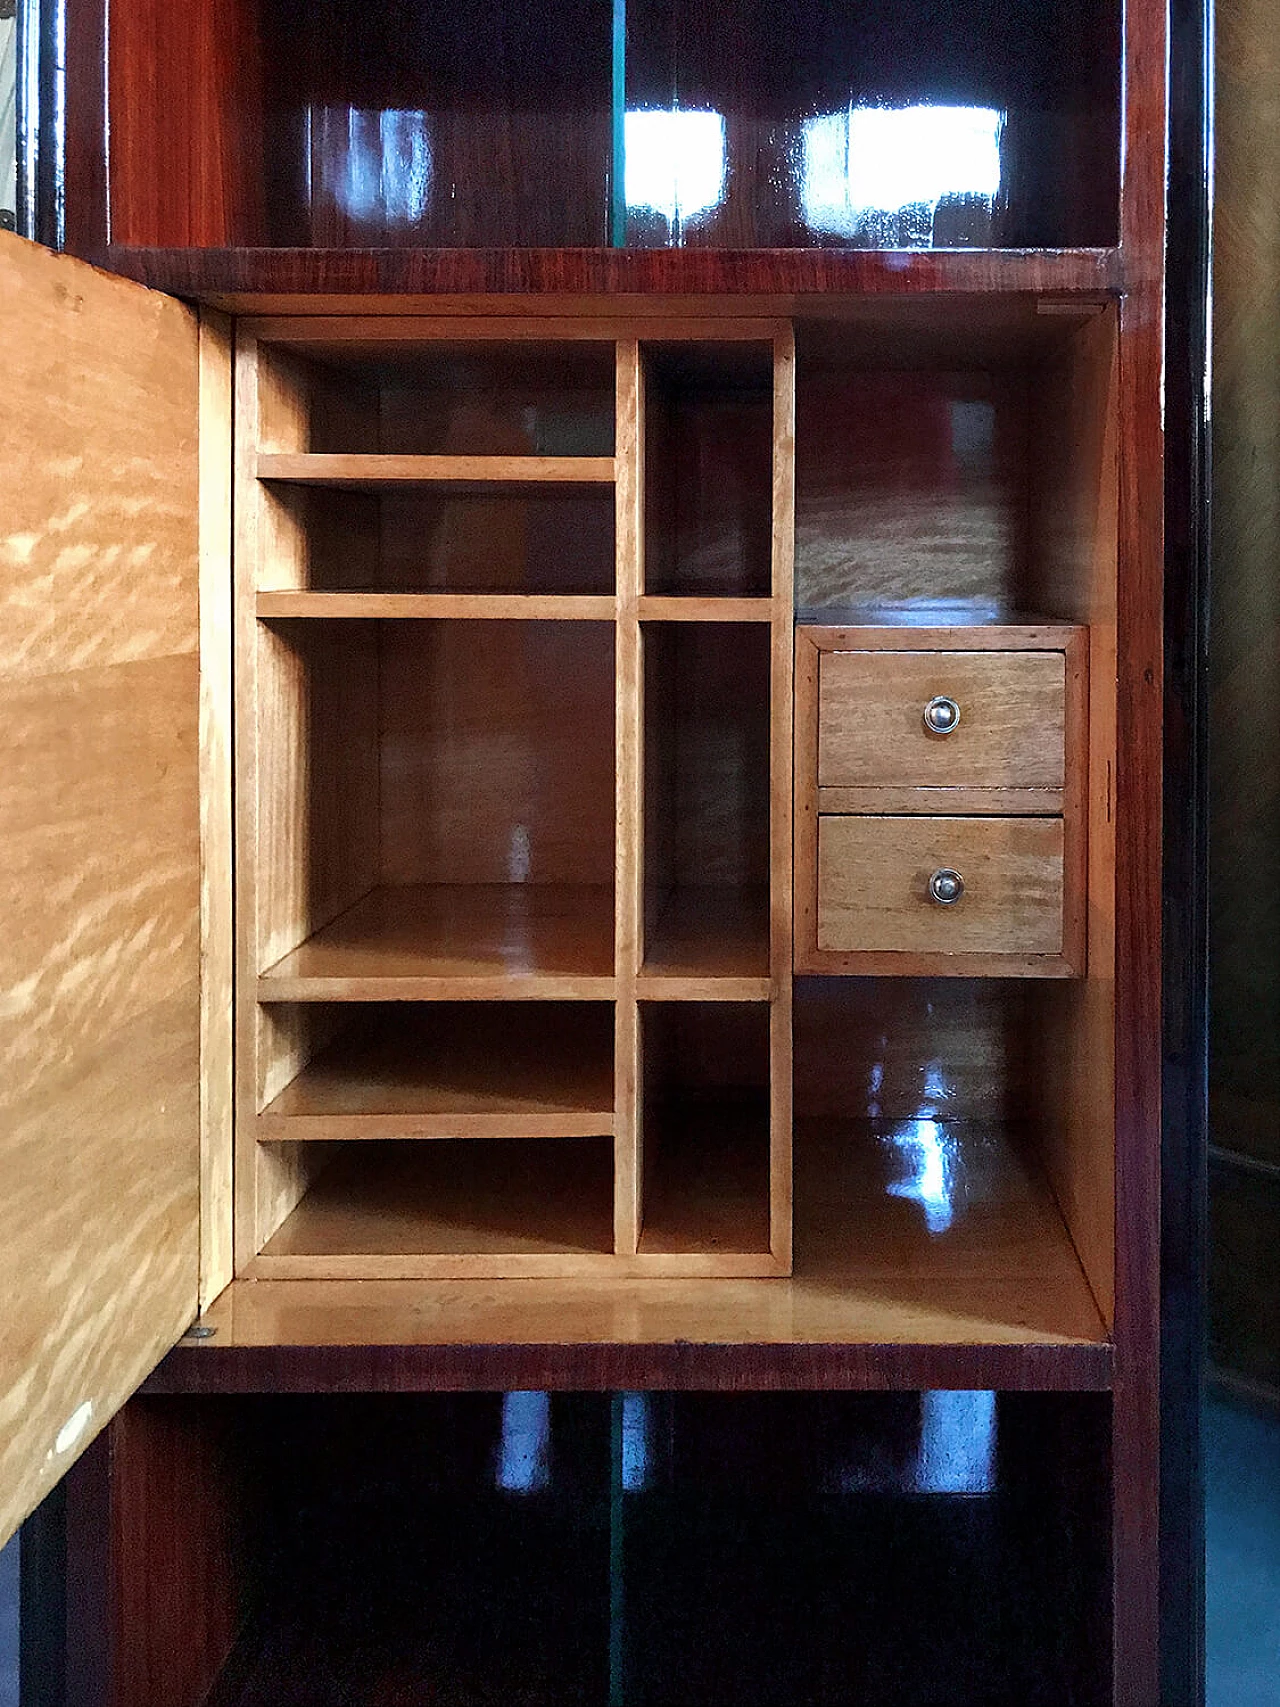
[0,234,201,1545]
[200,312,236,1307]
[1027,310,1120,1328]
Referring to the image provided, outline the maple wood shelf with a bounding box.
[257,592,617,621]
[256,885,618,1002]
[256,452,616,489]
[257,1004,616,1141]
[638,887,772,999]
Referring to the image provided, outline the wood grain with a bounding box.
[199,310,236,1307]
[615,340,646,1256]
[257,1004,616,1140]
[818,650,1067,791]
[257,593,617,621]
[87,249,1126,309]
[257,884,617,1001]
[0,234,201,1546]
[150,1113,1106,1374]
[376,620,616,888]
[770,329,798,1269]
[257,454,616,488]
[638,888,771,998]
[1024,315,1119,1329]
[816,816,1066,960]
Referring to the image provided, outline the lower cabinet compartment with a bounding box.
[90,1391,1112,1707]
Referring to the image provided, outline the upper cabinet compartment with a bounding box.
[623,0,1120,249]
[102,0,1120,252]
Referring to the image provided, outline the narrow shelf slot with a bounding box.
[258,1003,616,1139]
[638,1004,773,1259]
[638,887,771,999]
[257,453,616,489]
[638,1103,772,1257]
[257,1138,616,1270]
[643,343,775,597]
[641,622,772,990]
[258,884,617,1001]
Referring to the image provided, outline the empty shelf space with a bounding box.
[639,887,771,997]
[251,480,616,597]
[257,593,617,620]
[793,1117,1107,1346]
[644,343,776,598]
[258,885,616,1001]
[638,1104,773,1262]
[258,1004,616,1140]
[257,453,616,489]
[255,1139,617,1277]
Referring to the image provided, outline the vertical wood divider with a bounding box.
[770,330,797,1271]
[231,331,263,1273]
[614,340,645,1254]
[198,309,236,1307]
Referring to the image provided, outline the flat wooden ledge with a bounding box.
[145,1330,1113,1395]
[93,245,1124,312]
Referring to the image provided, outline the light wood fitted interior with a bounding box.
[227,304,1118,1341]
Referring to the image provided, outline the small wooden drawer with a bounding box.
[818,648,1066,812]
[794,625,1088,977]
[817,815,1065,960]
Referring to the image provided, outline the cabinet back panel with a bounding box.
[796,371,1031,614]
[270,0,613,248]
[624,0,1119,249]
[379,621,616,886]
[641,623,772,891]
[644,347,775,597]
[255,620,380,971]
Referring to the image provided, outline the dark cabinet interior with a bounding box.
[101,0,1119,251]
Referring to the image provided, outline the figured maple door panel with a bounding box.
[0,234,203,1546]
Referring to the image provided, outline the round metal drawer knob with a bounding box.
[928,868,966,906]
[923,694,961,734]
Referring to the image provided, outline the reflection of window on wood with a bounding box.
[0,3,15,233]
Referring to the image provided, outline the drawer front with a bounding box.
[816,816,1065,957]
[818,650,1066,792]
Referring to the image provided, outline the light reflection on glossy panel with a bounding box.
[623,0,1119,248]
[272,0,612,247]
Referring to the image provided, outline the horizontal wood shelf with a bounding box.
[257,1006,616,1141]
[638,888,772,998]
[97,246,1125,311]
[256,592,618,621]
[180,1118,1105,1377]
[257,885,616,1001]
[636,597,774,623]
[255,1138,618,1276]
[256,453,616,489]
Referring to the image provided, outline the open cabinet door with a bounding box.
[0,234,205,1545]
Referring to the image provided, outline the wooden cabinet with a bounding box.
[0,0,1186,1693]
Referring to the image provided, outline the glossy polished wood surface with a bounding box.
[88,0,1120,252]
[96,247,1126,306]
[0,236,202,1546]
[257,1004,617,1140]
[632,0,1118,247]
[257,884,618,1000]
[150,1113,1106,1382]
